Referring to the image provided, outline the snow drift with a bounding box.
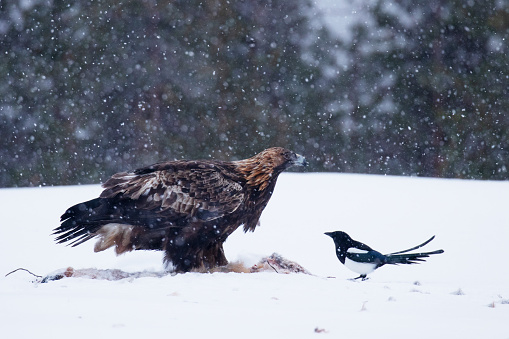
[1,173,508,338]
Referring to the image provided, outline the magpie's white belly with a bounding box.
[344,258,377,275]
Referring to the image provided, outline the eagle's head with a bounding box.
[236,147,307,191]
[256,147,308,170]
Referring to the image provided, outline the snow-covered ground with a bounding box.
[1,173,508,338]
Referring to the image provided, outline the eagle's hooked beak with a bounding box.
[293,153,308,167]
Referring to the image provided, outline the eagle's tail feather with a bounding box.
[54,197,169,253]
[53,198,107,246]
[53,227,96,246]
[59,198,103,223]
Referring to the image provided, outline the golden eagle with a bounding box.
[53,147,307,272]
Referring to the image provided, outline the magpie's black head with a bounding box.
[324,231,352,243]
[324,231,355,252]
[325,231,353,262]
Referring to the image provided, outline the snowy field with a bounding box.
[1,173,508,338]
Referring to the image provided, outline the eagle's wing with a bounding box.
[100,161,245,224]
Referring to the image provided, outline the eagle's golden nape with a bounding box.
[53,147,306,273]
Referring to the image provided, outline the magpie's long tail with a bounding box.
[385,249,444,265]
[387,236,436,255]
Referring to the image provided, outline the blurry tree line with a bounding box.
[0,0,508,187]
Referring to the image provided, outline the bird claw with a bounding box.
[351,275,369,281]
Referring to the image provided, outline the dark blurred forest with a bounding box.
[1,0,508,187]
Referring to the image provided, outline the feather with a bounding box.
[53,147,307,272]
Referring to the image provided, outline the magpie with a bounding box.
[324,231,444,280]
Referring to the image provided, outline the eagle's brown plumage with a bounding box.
[53,147,307,272]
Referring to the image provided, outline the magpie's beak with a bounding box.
[324,232,333,238]
[293,153,308,167]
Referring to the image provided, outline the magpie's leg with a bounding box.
[352,274,368,281]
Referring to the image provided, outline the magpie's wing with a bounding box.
[387,235,436,255]
[351,240,375,252]
[346,248,386,265]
